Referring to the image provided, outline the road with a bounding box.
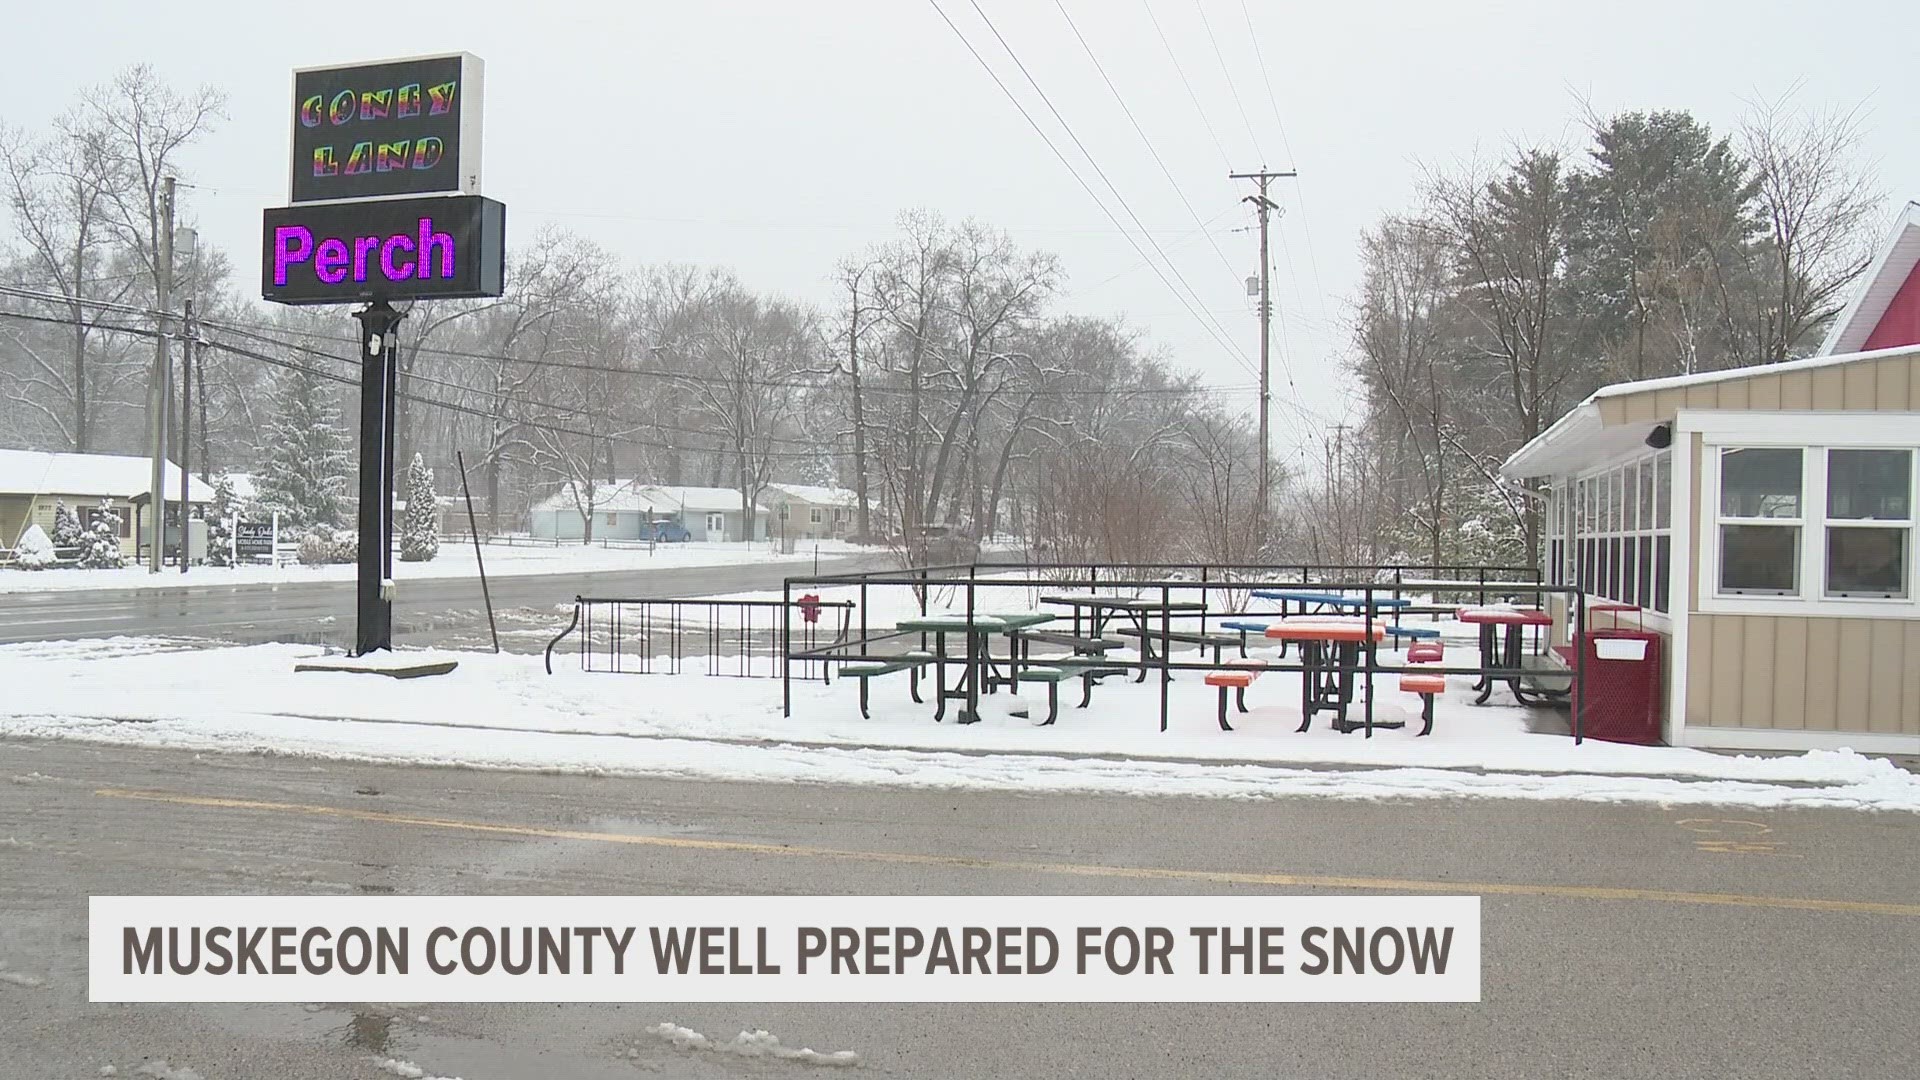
[1,739,1914,1079]
[0,554,884,647]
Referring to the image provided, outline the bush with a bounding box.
[297,532,333,566]
[78,502,125,569]
[14,524,55,569]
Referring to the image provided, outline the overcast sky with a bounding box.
[6,0,1915,469]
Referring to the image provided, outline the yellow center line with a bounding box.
[94,787,1920,919]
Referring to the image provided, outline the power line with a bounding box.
[0,283,1257,399]
[927,0,1260,383]
[1051,0,1246,291]
[961,0,1257,378]
[1193,0,1263,164]
[1141,0,1232,171]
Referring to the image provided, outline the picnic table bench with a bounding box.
[1007,627,1128,709]
[840,652,934,718]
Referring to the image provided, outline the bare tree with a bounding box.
[1739,94,1883,363]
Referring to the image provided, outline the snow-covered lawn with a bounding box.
[3,634,1916,811]
[0,539,870,594]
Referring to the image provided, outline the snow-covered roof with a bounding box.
[529,481,768,516]
[638,485,767,515]
[1502,340,1920,480]
[1819,201,1920,357]
[0,449,215,503]
[764,483,859,507]
[529,479,655,515]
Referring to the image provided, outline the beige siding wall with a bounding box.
[1685,614,1920,735]
[0,495,31,548]
[1601,353,1920,420]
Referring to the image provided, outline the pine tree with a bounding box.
[254,363,353,534]
[205,473,238,567]
[78,500,125,569]
[400,453,439,562]
[51,500,82,550]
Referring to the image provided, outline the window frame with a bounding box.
[1571,448,1673,616]
[1713,446,1806,597]
[1698,432,1920,616]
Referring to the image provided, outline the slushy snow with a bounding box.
[646,1022,859,1067]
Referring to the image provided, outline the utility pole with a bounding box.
[179,296,193,574]
[145,176,176,572]
[1229,168,1295,544]
[848,269,870,541]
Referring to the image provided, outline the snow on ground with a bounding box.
[0,539,870,594]
[3,634,1918,811]
[643,1022,859,1066]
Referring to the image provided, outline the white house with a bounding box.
[0,449,215,557]
[528,480,770,542]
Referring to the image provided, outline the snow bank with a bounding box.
[2,636,1916,811]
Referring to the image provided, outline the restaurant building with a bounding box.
[1501,203,1920,755]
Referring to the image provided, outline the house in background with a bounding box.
[0,449,215,557]
[526,480,657,541]
[527,481,770,542]
[634,485,770,542]
[1500,202,1920,756]
[764,483,863,540]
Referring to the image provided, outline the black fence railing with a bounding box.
[779,564,1586,742]
[546,595,854,679]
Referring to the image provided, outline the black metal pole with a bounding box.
[456,450,499,653]
[351,300,405,655]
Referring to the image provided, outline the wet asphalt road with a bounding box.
[2,739,1916,1079]
[0,554,885,649]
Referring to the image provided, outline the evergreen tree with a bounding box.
[78,500,124,569]
[205,473,238,567]
[400,453,439,562]
[254,363,353,534]
[51,500,82,550]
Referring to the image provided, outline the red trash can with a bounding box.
[1569,629,1663,745]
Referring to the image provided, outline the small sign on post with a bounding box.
[235,518,277,563]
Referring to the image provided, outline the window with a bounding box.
[809,507,823,525]
[604,513,617,527]
[706,513,726,537]
[1717,448,1802,594]
[778,504,790,521]
[1572,450,1672,612]
[1825,449,1910,598]
[1710,446,1915,604]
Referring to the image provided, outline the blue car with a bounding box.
[647,520,691,543]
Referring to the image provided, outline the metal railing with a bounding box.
[546,595,855,679]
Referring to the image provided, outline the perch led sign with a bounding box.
[261,195,505,305]
[289,52,483,203]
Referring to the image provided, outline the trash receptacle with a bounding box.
[1570,629,1663,745]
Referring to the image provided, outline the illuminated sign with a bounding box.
[290,53,483,204]
[261,195,505,305]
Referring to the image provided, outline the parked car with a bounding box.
[647,520,691,543]
[912,523,978,564]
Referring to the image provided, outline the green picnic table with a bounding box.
[895,613,1056,723]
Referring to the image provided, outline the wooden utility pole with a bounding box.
[144,176,175,572]
[1229,168,1295,540]
[848,270,870,540]
[178,296,193,574]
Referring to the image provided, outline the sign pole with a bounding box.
[352,300,406,655]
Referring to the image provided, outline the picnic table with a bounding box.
[895,613,1055,724]
[1265,619,1391,735]
[1456,606,1557,706]
[1038,595,1209,682]
[1253,589,1414,614]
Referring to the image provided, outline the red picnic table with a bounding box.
[1456,606,1557,706]
[1265,619,1391,734]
